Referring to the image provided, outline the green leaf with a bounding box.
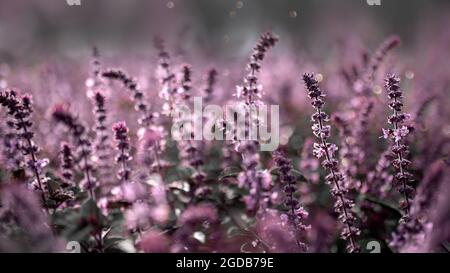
[47,179,61,195]
[218,167,240,181]
[80,198,102,221]
[65,224,94,242]
[291,169,308,182]
[104,237,125,249]
[364,196,402,216]
[226,226,244,238]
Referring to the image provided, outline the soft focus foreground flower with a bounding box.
[273,150,309,251]
[0,184,64,252]
[137,230,171,253]
[52,104,97,199]
[0,90,49,211]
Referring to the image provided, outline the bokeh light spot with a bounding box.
[315,73,323,82]
[405,70,415,79]
[289,10,298,18]
[166,1,174,9]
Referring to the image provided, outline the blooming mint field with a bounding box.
[0,2,449,253]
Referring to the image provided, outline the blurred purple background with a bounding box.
[1,0,449,61]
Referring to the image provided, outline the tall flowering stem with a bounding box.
[91,91,113,187]
[87,48,113,190]
[102,69,155,127]
[382,75,415,220]
[0,90,49,212]
[237,32,278,106]
[113,122,158,239]
[179,64,192,101]
[52,106,97,200]
[138,126,165,175]
[176,65,207,194]
[365,150,393,197]
[233,32,278,214]
[0,114,25,177]
[353,99,373,169]
[60,142,75,187]
[355,37,400,153]
[303,73,360,252]
[332,114,361,190]
[203,68,218,103]
[91,46,101,85]
[102,69,163,175]
[273,151,308,251]
[298,138,319,184]
[154,37,177,115]
[390,161,443,252]
[92,91,109,156]
[113,122,132,184]
[345,36,400,193]
[363,36,401,86]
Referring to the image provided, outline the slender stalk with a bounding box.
[20,118,48,213]
[52,106,96,200]
[383,75,415,220]
[315,105,356,251]
[0,90,50,213]
[303,73,360,252]
[392,96,410,215]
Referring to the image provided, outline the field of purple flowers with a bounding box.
[0,15,449,253]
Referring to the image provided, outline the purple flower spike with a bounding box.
[303,73,360,253]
